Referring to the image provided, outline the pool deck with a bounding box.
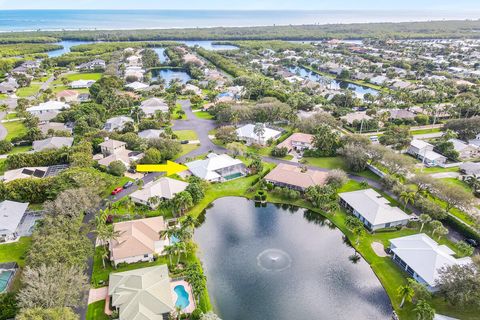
[170,279,196,314]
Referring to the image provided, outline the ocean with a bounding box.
[0,10,479,32]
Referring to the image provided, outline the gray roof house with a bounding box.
[339,189,411,231]
[138,129,164,140]
[0,200,29,242]
[186,153,247,182]
[139,98,169,117]
[130,177,189,208]
[108,265,175,319]
[104,116,134,132]
[407,140,447,167]
[460,162,480,176]
[32,137,74,152]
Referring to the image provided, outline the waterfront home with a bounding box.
[70,79,95,89]
[369,75,389,86]
[389,234,472,291]
[104,116,134,132]
[32,137,74,152]
[139,98,169,117]
[264,163,328,192]
[26,101,70,117]
[185,153,246,182]
[236,123,282,145]
[277,133,314,153]
[97,139,143,167]
[341,112,372,125]
[76,59,106,70]
[109,217,169,266]
[138,129,164,140]
[339,189,411,231]
[407,140,447,166]
[130,177,189,209]
[0,201,29,242]
[56,89,79,103]
[448,139,479,160]
[182,83,202,95]
[125,81,149,92]
[108,265,175,319]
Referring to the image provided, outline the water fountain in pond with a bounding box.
[256,249,292,272]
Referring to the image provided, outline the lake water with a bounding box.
[194,197,392,320]
[179,41,238,51]
[153,47,168,63]
[151,68,191,85]
[47,40,95,57]
[1,10,479,31]
[288,65,378,97]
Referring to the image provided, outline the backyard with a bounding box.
[0,237,32,267]
[3,120,27,141]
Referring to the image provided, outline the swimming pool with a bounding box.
[174,285,190,310]
[223,172,243,180]
[170,234,180,244]
[0,270,13,293]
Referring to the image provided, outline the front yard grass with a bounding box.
[3,120,27,141]
[8,145,31,154]
[418,166,459,174]
[174,130,198,141]
[193,111,214,120]
[15,84,41,97]
[177,144,199,159]
[410,127,442,135]
[0,237,31,267]
[86,300,109,320]
[65,72,103,81]
[304,156,348,171]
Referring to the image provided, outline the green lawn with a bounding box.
[16,84,41,97]
[172,104,186,120]
[193,111,214,120]
[246,145,294,160]
[0,237,31,267]
[418,166,459,174]
[65,72,103,81]
[86,300,109,320]
[174,130,198,141]
[177,144,199,159]
[0,159,7,175]
[304,156,348,171]
[410,128,442,135]
[5,113,18,120]
[0,93,7,99]
[8,145,31,154]
[441,177,472,193]
[3,120,27,141]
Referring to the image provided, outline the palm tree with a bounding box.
[434,226,449,240]
[345,216,364,245]
[397,284,414,308]
[413,300,435,320]
[172,192,193,216]
[136,179,144,190]
[98,246,110,269]
[173,241,186,265]
[400,191,415,211]
[430,220,443,237]
[419,214,432,233]
[162,244,176,265]
[148,196,161,209]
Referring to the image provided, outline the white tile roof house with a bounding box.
[0,200,29,242]
[339,188,411,231]
[389,234,472,291]
[130,177,189,208]
[186,153,246,182]
[236,123,282,145]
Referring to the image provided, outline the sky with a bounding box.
[0,0,479,11]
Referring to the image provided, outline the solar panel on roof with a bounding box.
[33,170,46,178]
[21,169,34,175]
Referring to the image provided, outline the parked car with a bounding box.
[410,216,420,222]
[111,187,123,195]
[123,181,134,189]
[180,140,189,144]
[465,238,478,247]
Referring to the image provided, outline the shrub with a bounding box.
[0,140,13,154]
[271,146,288,157]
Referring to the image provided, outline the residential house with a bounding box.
[130,177,189,208]
[32,137,73,152]
[389,234,472,291]
[2,167,47,182]
[0,78,18,94]
[76,59,106,70]
[70,79,95,89]
[38,122,72,135]
[468,133,480,147]
[407,140,447,166]
[339,189,411,231]
[460,162,480,177]
[139,98,169,117]
[182,84,202,95]
[56,90,79,103]
[341,112,372,125]
[108,265,175,319]
[277,133,314,153]
[26,101,70,118]
[264,163,328,191]
[104,116,134,132]
[138,129,164,140]
[386,109,416,121]
[0,201,29,242]
[97,139,143,167]
[125,81,149,92]
[369,75,389,86]
[449,139,479,160]
[389,80,413,90]
[186,153,246,182]
[109,217,169,266]
[236,123,282,145]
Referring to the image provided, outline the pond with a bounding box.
[151,68,191,85]
[194,197,392,320]
[47,40,95,57]
[152,47,169,63]
[288,66,378,97]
